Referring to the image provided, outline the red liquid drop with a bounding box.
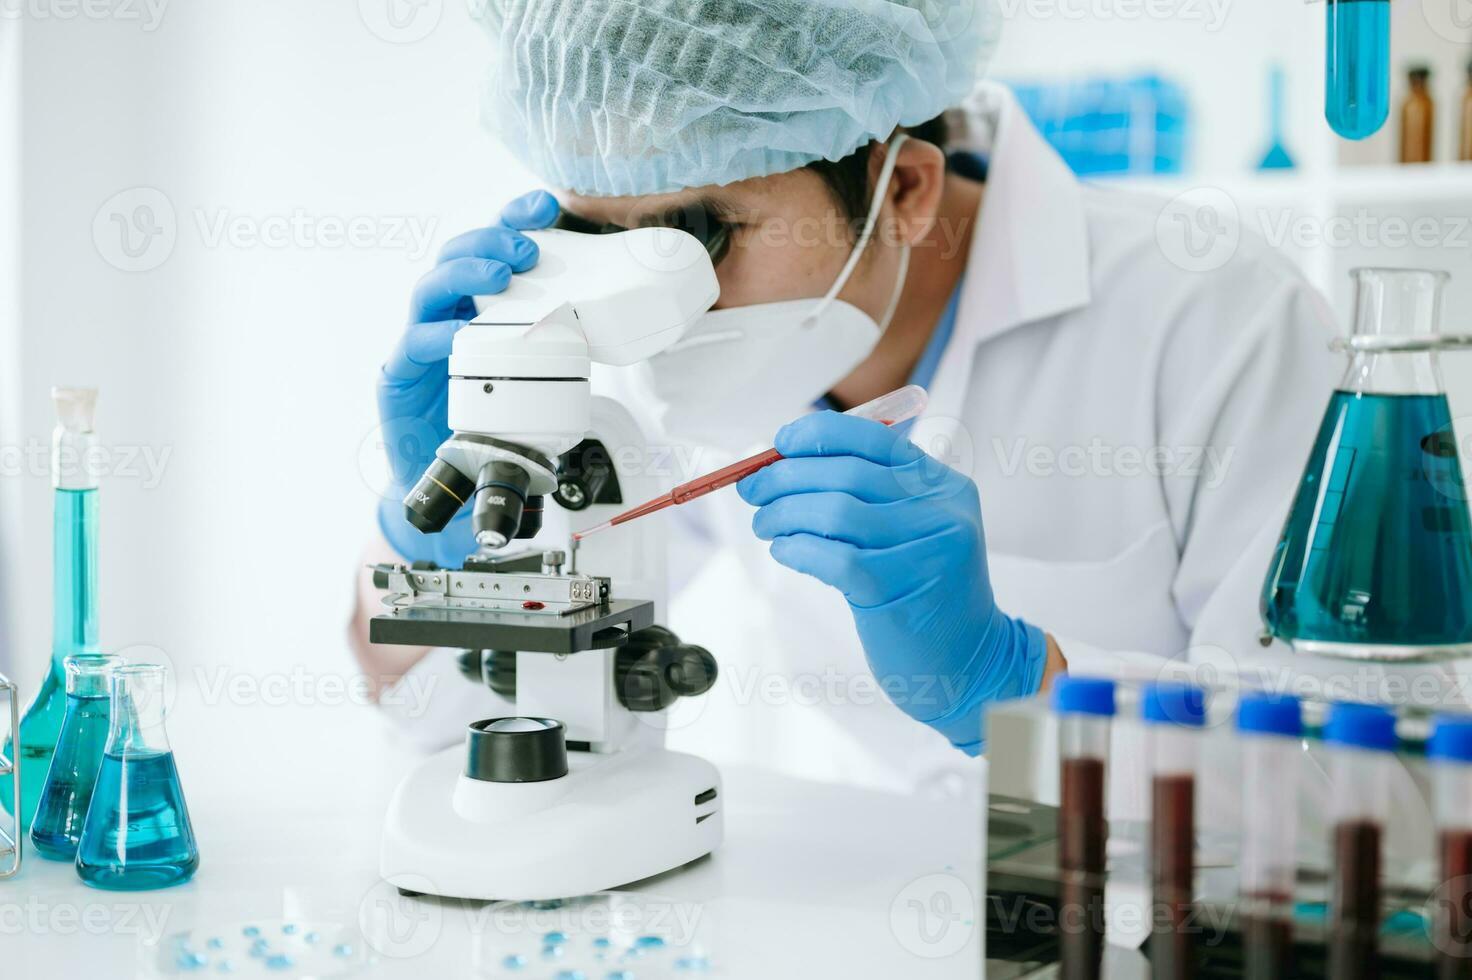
[521,600,545,610]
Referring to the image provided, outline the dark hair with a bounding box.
[805,113,950,228]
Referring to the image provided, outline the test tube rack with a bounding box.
[983,676,1453,977]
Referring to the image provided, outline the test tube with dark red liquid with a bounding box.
[1235,693,1303,980]
[1054,676,1116,980]
[1324,702,1396,980]
[1142,682,1206,980]
[1429,715,1472,980]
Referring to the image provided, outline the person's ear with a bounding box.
[869,136,946,246]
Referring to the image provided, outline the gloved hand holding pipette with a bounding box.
[737,411,1049,754]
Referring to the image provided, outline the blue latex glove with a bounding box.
[377,191,560,565]
[736,412,1047,754]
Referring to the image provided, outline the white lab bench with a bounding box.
[5,673,985,979]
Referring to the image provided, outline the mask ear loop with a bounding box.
[875,242,911,333]
[801,133,910,328]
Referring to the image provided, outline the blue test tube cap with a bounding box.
[1324,702,1397,752]
[1236,693,1302,738]
[1429,715,1472,763]
[1052,676,1116,717]
[1141,682,1206,727]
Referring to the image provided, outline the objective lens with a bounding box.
[472,461,532,549]
[404,458,474,534]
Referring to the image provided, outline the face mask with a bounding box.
[641,136,913,454]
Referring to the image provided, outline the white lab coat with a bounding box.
[655,81,1347,797]
[381,85,1443,851]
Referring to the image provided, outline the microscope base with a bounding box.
[380,742,722,901]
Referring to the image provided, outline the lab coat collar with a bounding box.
[953,83,1092,345]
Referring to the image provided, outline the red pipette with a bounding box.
[573,384,929,540]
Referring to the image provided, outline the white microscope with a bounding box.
[370,226,724,901]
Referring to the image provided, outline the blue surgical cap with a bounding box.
[474,0,995,197]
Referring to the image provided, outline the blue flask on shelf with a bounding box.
[76,663,198,890]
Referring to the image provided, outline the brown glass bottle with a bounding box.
[1401,65,1434,164]
[1459,61,1472,162]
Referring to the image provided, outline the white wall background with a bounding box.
[5,1,537,695]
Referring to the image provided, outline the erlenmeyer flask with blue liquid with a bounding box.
[30,655,119,860]
[76,663,198,889]
[1262,268,1472,659]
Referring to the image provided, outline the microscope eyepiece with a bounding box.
[404,458,475,534]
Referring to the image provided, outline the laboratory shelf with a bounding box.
[1098,162,1472,208]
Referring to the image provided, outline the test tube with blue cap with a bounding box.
[1429,715,1472,973]
[1054,676,1115,980]
[1236,693,1303,980]
[1324,702,1396,977]
[1141,681,1206,980]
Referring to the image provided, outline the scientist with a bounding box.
[351,0,1339,790]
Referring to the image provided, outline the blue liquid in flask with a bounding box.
[1325,0,1390,140]
[1262,391,1472,648]
[30,688,110,859]
[76,749,199,889]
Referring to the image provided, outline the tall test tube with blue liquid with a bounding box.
[1325,0,1390,139]
[1261,268,1472,658]
[0,388,105,834]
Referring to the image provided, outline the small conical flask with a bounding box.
[30,656,118,860]
[1262,268,1472,659]
[75,664,199,889]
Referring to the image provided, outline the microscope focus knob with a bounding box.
[615,629,718,711]
[667,645,717,698]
